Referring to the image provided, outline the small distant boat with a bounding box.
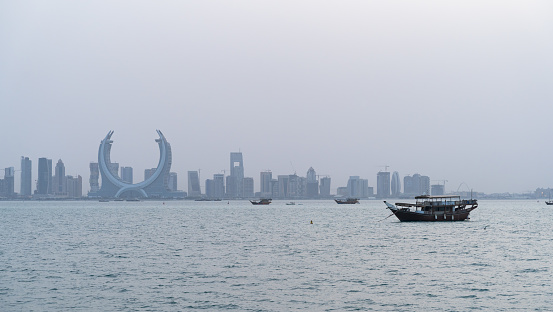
[546,191,553,205]
[99,199,109,202]
[286,202,296,205]
[114,198,124,202]
[335,198,360,204]
[126,198,140,202]
[384,195,477,222]
[250,198,272,205]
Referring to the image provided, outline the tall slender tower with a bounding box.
[89,162,100,193]
[229,152,244,198]
[260,171,272,197]
[20,156,32,196]
[53,159,66,195]
[391,171,401,197]
[377,171,391,198]
[37,158,52,195]
[187,171,201,197]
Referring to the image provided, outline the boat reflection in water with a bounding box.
[384,195,477,222]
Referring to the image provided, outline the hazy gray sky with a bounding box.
[1,1,552,194]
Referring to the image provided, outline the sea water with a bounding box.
[1,200,552,311]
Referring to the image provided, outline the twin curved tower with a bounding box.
[94,130,182,199]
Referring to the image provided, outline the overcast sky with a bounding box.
[1,1,552,194]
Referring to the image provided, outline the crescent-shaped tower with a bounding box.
[93,130,184,199]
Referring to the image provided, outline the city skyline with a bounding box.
[2,2,553,195]
[1,144,550,198]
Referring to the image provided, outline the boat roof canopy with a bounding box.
[415,195,461,199]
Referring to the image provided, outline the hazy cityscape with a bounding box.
[1,134,551,200]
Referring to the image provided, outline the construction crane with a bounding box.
[378,165,390,172]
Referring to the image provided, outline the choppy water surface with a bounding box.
[1,200,552,311]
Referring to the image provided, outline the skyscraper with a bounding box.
[168,172,178,191]
[243,177,254,198]
[213,174,225,198]
[121,167,133,184]
[37,158,52,195]
[391,171,401,197]
[347,176,369,198]
[319,176,331,198]
[277,175,289,198]
[53,159,66,195]
[403,173,430,195]
[188,171,201,197]
[20,156,32,196]
[66,175,82,198]
[306,167,319,198]
[1,167,15,198]
[89,162,100,193]
[144,168,156,180]
[377,171,391,198]
[229,152,244,198]
[260,171,272,197]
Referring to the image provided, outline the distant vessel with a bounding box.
[286,202,295,205]
[250,198,272,205]
[384,195,478,222]
[99,199,109,202]
[195,198,222,201]
[126,198,140,202]
[335,198,360,204]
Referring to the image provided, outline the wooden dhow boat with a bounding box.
[250,198,272,205]
[384,195,477,222]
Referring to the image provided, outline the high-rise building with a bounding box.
[431,184,445,196]
[319,176,331,198]
[213,174,225,198]
[420,175,431,195]
[168,172,178,191]
[66,175,82,198]
[391,171,401,197]
[377,171,391,198]
[1,167,15,198]
[270,179,279,198]
[243,177,254,198]
[277,175,289,198]
[403,173,430,195]
[205,179,214,198]
[288,174,305,198]
[144,168,156,181]
[20,156,32,196]
[120,167,133,184]
[37,158,52,195]
[228,152,244,198]
[188,171,201,197]
[53,159,66,195]
[260,171,272,197]
[93,130,184,199]
[347,176,369,198]
[306,167,319,198]
[404,175,414,195]
[89,162,100,194]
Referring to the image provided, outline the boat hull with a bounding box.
[390,208,475,222]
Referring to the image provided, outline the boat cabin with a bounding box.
[395,195,477,214]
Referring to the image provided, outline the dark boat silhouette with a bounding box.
[384,195,477,221]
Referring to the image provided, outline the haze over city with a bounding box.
[1,1,552,194]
